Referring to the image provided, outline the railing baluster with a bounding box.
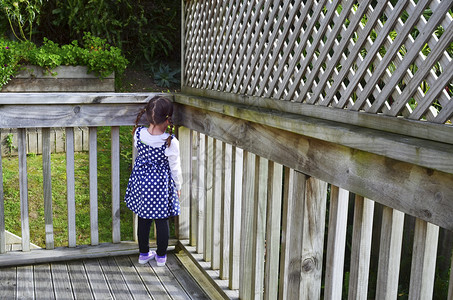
[204,136,213,262]
[251,155,268,299]
[376,207,405,299]
[239,151,256,300]
[279,168,307,299]
[348,195,375,299]
[211,138,222,270]
[263,161,283,300]
[220,142,232,280]
[196,133,205,254]
[18,128,30,251]
[190,130,198,246]
[89,127,98,246]
[0,131,5,254]
[111,126,120,243]
[179,126,191,240]
[409,219,439,300]
[65,127,76,248]
[324,185,349,300]
[229,146,243,290]
[42,128,54,250]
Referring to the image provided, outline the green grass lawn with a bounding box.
[2,127,135,248]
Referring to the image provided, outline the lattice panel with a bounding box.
[183,0,453,125]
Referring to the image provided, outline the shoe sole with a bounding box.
[156,261,166,267]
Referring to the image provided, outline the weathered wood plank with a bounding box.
[0,267,16,298]
[219,142,231,280]
[279,168,307,299]
[348,196,375,300]
[264,161,283,300]
[17,265,34,299]
[175,103,453,231]
[131,254,171,299]
[324,186,349,300]
[34,263,55,299]
[408,219,439,300]
[3,78,115,92]
[99,256,133,300]
[111,126,121,243]
[179,127,191,240]
[166,253,210,299]
[42,128,54,250]
[376,207,405,299]
[204,136,213,262]
[18,128,30,252]
[0,131,5,254]
[67,260,94,299]
[196,133,206,255]
[83,258,113,299]
[175,94,453,174]
[51,262,73,299]
[300,177,327,299]
[89,127,99,245]
[178,88,453,147]
[114,256,152,299]
[211,138,222,270]
[66,127,76,248]
[239,151,255,300]
[190,130,198,246]
[229,146,243,290]
[251,156,268,299]
[151,255,192,300]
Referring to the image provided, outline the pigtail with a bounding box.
[166,117,174,147]
[133,108,147,135]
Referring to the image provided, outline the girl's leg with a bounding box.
[154,218,169,256]
[138,217,153,253]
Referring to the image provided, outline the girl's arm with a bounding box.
[166,138,182,191]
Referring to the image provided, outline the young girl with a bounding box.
[124,96,182,267]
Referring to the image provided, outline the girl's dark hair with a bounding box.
[133,96,174,146]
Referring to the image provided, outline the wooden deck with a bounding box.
[0,252,211,300]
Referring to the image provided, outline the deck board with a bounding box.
[0,252,209,300]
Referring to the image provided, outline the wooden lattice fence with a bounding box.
[182,0,453,143]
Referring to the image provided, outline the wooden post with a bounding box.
[0,131,5,254]
[211,138,222,270]
[348,195,375,300]
[18,128,30,251]
[196,133,206,254]
[89,127,99,246]
[179,126,191,240]
[220,142,232,280]
[42,128,54,250]
[229,146,243,290]
[204,136,213,262]
[66,127,76,248]
[409,219,439,300]
[111,126,120,243]
[324,185,349,300]
[264,161,283,300]
[376,207,404,299]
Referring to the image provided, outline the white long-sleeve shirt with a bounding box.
[134,127,183,190]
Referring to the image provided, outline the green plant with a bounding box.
[0,32,128,88]
[3,133,16,155]
[151,63,180,88]
[0,0,46,41]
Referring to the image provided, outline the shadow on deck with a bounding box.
[0,250,213,299]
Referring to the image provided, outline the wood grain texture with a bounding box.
[175,104,453,231]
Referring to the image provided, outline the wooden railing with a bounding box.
[174,95,453,300]
[0,93,172,259]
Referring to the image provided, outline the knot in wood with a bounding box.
[302,257,317,273]
[73,106,81,114]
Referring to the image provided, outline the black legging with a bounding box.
[138,217,169,257]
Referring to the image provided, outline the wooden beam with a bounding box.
[174,104,453,231]
[175,94,453,174]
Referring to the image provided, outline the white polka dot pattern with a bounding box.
[124,127,181,219]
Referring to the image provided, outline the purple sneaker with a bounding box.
[156,254,167,267]
[138,251,156,264]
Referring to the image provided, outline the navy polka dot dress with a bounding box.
[124,127,181,219]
